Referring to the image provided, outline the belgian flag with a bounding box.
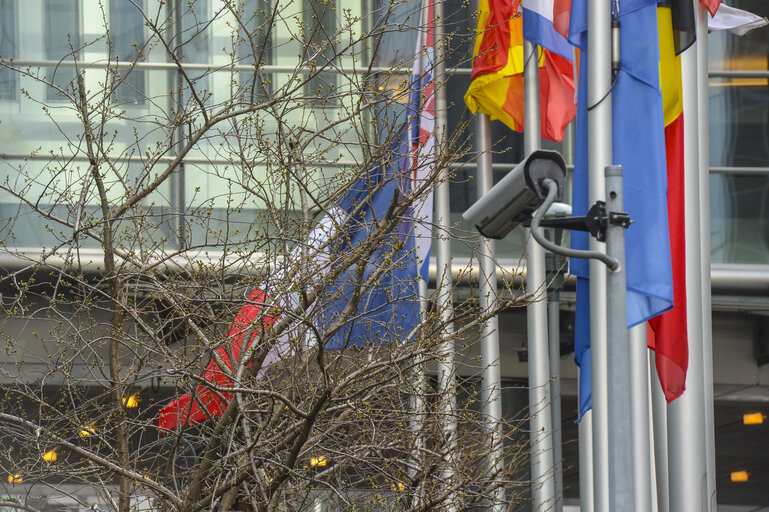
[647,2,694,403]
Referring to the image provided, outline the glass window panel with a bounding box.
[710,172,769,265]
[709,84,769,167]
[303,0,337,104]
[238,0,272,101]
[110,0,145,104]
[179,0,211,106]
[44,0,80,100]
[0,0,17,100]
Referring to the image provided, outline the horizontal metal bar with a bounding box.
[710,166,769,175]
[0,152,361,167]
[3,58,411,75]
[709,69,769,79]
[9,61,767,80]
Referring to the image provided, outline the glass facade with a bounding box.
[708,0,769,264]
[0,0,765,265]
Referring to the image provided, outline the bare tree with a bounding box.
[0,1,536,511]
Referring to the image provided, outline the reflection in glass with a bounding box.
[44,0,80,100]
[238,0,272,101]
[710,173,769,264]
[0,0,16,100]
[110,0,145,104]
[180,0,210,106]
[303,0,337,103]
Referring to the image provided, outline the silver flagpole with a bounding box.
[547,272,564,512]
[524,39,555,512]
[476,113,506,512]
[629,324,652,511]
[586,0,612,508]
[650,359,670,512]
[696,3,717,509]
[579,410,595,512]
[604,165,632,512]
[433,0,457,508]
[667,13,709,511]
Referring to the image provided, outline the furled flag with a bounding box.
[463,0,576,142]
[647,2,690,404]
[569,0,673,418]
[157,13,435,430]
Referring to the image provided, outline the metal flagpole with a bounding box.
[650,359,670,512]
[629,324,652,511]
[586,0,612,508]
[604,166,633,512]
[523,39,555,512]
[579,410,595,512]
[667,16,709,511]
[433,0,457,508]
[476,113,506,512]
[696,3,717,509]
[546,258,564,512]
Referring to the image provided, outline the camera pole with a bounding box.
[604,166,634,511]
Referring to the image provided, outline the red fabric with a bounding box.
[158,288,279,431]
[553,0,572,39]
[496,49,575,142]
[539,50,576,142]
[699,0,721,17]
[470,0,521,81]
[648,115,688,403]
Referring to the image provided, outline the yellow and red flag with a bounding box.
[463,0,575,142]
[648,4,689,403]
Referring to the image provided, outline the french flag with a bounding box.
[157,30,434,431]
[523,0,573,59]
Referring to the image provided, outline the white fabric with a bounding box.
[709,4,768,36]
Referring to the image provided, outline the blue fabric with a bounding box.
[323,123,420,350]
[522,7,573,58]
[570,0,673,418]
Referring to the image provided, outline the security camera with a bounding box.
[462,150,567,240]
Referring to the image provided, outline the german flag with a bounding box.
[463,0,575,142]
[647,3,691,403]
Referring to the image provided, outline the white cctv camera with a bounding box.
[462,150,567,240]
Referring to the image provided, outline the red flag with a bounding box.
[553,0,571,39]
[158,288,279,431]
[700,0,721,17]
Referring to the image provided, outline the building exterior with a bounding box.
[0,0,768,511]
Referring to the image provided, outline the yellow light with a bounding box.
[743,412,764,425]
[42,449,58,462]
[123,393,140,408]
[7,473,22,484]
[79,425,96,437]
[310,455,328,467]
[731,471,749,482]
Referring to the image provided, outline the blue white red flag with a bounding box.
[522,0,572,58]
[157,4,433,429]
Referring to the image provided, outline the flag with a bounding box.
[648,3,689,404]
[570,0,673,418]
[699,0,720,17]
[157,21,434,430]
[411,0,436,284]
[463,0,576,142]
[708,4,768,36]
